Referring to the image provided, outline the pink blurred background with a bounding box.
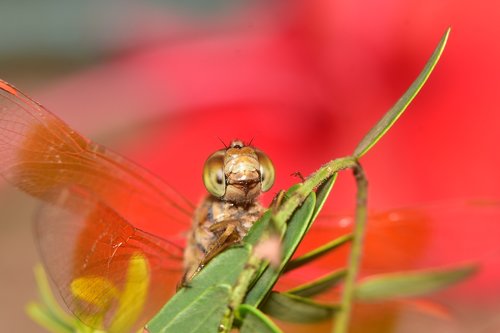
[1,1,499,332]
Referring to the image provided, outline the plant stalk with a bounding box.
[219,249,262,332]
[273,156,358,229]
[332,163,368,333]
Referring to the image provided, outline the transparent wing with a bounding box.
[0,79,192,331]
[277,200,500,331]
[279,199,500,287]
[35,186,183,332]
[0,79,194,239]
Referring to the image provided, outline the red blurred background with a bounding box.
[1,1,499,332]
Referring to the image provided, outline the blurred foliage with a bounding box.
[0,0,260,85]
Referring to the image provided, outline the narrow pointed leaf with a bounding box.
[26,302,73,333]
[260,292,340,323]
[149,285,231,333]
[311,175,337,222]
[245,193,316,306]
[243,210,273,245]
[147,246,251,332]
[238,305,283,333]
[354,28,450,158]
[355,264,478,301]
[286,268,347,298]
[284,233,352,272]
[26,265,76,333]
[34,265,75,324]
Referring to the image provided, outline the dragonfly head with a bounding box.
[203,140,275,204]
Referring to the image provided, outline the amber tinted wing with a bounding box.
[280,200,500,287]
[0,79,194,236]
[0,80,192,330]
[278,201,500,331]
[35,186,183,332]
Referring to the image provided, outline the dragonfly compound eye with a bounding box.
[255,149,275,192]
[203,150,226,197]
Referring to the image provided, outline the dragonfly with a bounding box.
[0,79,276,332]
[184,138,275,279]
[1,79,499,333]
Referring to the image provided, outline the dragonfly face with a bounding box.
[202,140,275,204]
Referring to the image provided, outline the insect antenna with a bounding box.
[217,136,228,149]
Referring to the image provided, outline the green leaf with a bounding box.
[26,265,77,333]
[238,305,283,333]
[284,233,352,272]
[149,285,231,333]
[26,302,73,333]
[311,175,337,223]
[355,264,478,301]
[244,193,316,306]
[286,268,347,298]
[243,210,273,246]
[34,265,74,323]
[147,246,251,333]
[353,27,450,158]
[260,292,339,323]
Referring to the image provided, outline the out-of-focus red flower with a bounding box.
[33,0,500,331]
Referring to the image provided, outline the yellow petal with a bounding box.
[70,276,119,311]
[109,253,150,333]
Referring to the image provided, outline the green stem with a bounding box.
[332,164,368,333]
[274,156,358,229]
[284,233,353,273]
[220,250,262,332]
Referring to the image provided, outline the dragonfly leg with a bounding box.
[290,171,306,182]
[271,190,286,214]
[204,221,241,263]
[181,221,242,285]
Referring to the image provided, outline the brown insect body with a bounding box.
[183,140,275,279]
